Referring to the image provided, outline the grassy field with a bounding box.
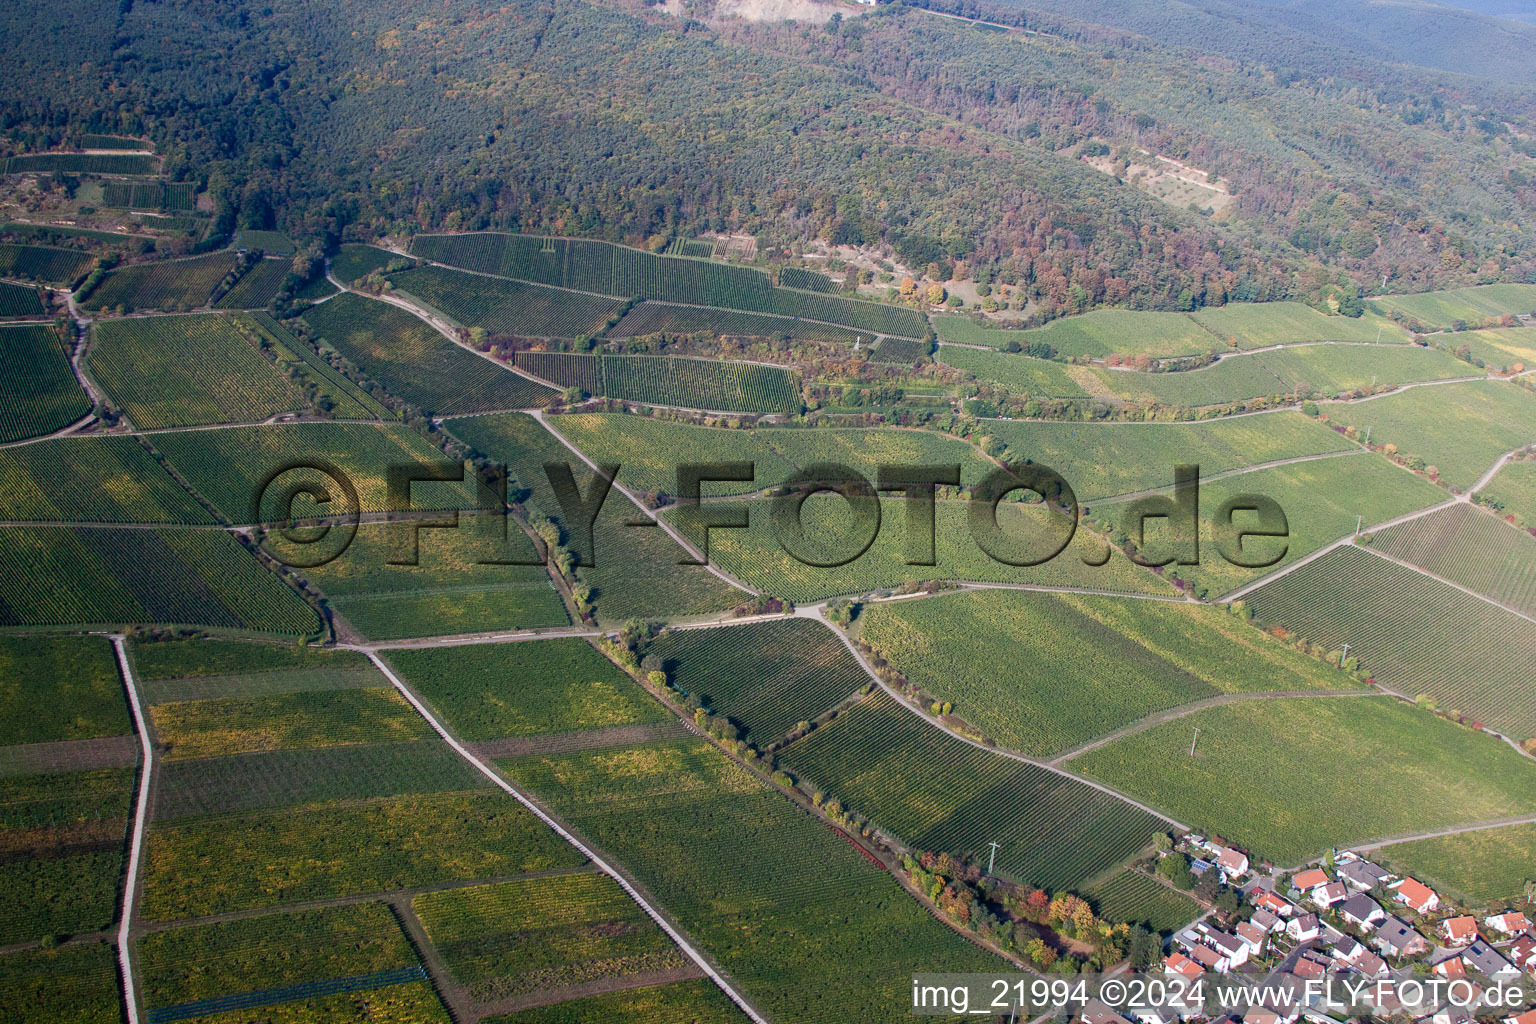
[1364,503,1536,617]
[1244,544,1536,742]
[1189,303,1404,348]
[1450,328,1536,371]
[1084,870,1201,932]
[301,522,569,641]
[213,256,294,309]
[0,435,213,525]
[1377,823,1536,905]
[88,313,307,428]
[151,688,433,760]
[137,903,417,1009]
[387,638,665,742]
[1373,284,1536,329]
[936,309,1220,357]
[1479,458,1536,529]
[151,422,475,523]
[302,293,557,415]
[0,942,123,1024]
[981,412,1356,502]
[81,251,236,312]
[0,525,321,637]
[0,242,94,285]
[545,414,997,497]
[938,345,1090,396]
[0,635,127,745]
[152,739,486,821]
[517,352,801,415]
[673,495,1175,603]
[1069,695,1536,865]
[643,619,868,745]
[1319,380,1536,491]
[241,311,390,420]
[777,691,1165,889]
[501,737,1002,1023]
[1090,451,1448,599]
[484,978,741,1024]
[0,322,90,443]
[444,412,747,622]
[140,790,584,919]
[389,264,622,339]
[857,589,1359,757]
[413,872,684,1003]
[608,301,864,344]
[330,244,398,283]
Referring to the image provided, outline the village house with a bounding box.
[1215,846,1250,881]
[1243,1010,1281,1024]
[1291,950,1330,981]
[1163,952,1203,979]
[1189,943,1230,974]
[1254,890,1296,917]
[1421,1005,1474,1024]
[1338,893,1387,931]
[1287,913,1320,943]
[1338,858,1392,892]
[1205,929,1250,968]
[1502,1010,1536,1024]
[1485,912,1532,937]
[1236,920,1267,956]
[1392,878,1440,914]
[1440,916,1478,947]
[1463,939,1518,978]
[1250,908,1285,934]
[1308,881,1348,909]
[1374,916,1430,958]
[1506,934,1536,970]
[1292,868,1329,893]
[1083,1006,1135,1024]
[1433,955,1467,978]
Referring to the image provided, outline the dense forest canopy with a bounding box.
[2,0,1534,312]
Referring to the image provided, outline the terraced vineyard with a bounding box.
[88,313,307,428]
[0,435,214,524]
[1364,502,1536,616]
[411,232,928,337]
[776,690,1165,890]
[607,301,863,344]
[517,352,801,414]
[644,618,869,744]
[1373,284,1536,329]
[0,525,322,636]
[0,322,90,443]
[212,256,293,309]
[0,242,94,284]
[80,250,237,312]
[1083,870,1201,933]
[389,264,621,338]
[858,589,1359,757]
[1320,379,1536,491]
[0,280,45,317]
[1379,823,1536,904]
[1069,694,1536,865]
[939,345,1088,395]
[302,292,557,414]
[1243,544,1536,741]
[502,737,1003,1023]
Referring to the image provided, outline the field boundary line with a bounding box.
[364,651,772,1024]
[1086,448,1367,506]
[1351,543,1536,627]
[113,635,152,1024]
[1345,814,1536,852]
[795,605,1189,830]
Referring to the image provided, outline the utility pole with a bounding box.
[1375,326,1382,344]
[988,841,1001,875]
[1364,425,1372,445]
[1356,515,1362,536]
[1190,727,1201,757]
[1341,642,1351,663]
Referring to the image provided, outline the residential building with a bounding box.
[1374,916,1429,958]
[1309,881,1347,908]
[1486,912,1532,936]
[1338,859,1392,892]
[1251,908,1284,934]
[1464,939,1517,978]
[1216,846,1250,879]
[1287,913,1320,942]
[1292,868,1329,893]
[1392,878,1440,914]
[1440,916,1478,947]
[1338,893,1387,931]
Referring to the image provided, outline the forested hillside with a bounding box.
[2,0,1533,312]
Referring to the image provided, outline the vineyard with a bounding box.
[388,265,621,338]
[1189,302,1403,348]
[0,280,44,317]
[0,435,214,525]
[148,687,433,760]
[488,978,741,1024]
[1320,379,1536,491]
[1373,284,1536,330]
[776,690,1165,890]
[331,244,398,282]
[0,943,124,1023]
[0,634,127,745]
[301,293,557,414]
[982,411,1355,501]
[1479,459,1536,529]
[299,522,568,641]
[500,737,1003,1023]
[644,618,869,744]
[0,525,322,637]
[212,256,293,309]
[81,134,150,150]
[939,346,1088,396]
[412,872,685,1003]
[100,181,196,211]
[0,242,94,284]
[150,422,475,522]
[869,337,932,364]
[606,301,863,344]
[81,251,238,312]
[544,413,796,497]
[0,322,89,443]
[1083,871,1201,933]
[857,589,1356,757]
[387,638,665,742]
[937,308,1222,358]
[1380,823,1536,905]
[1069,694,1536,866]
[88,313,308,428]
[411,232,928,337]
[140,789,584,920]
[516,352,802,414]
[1364,502,1536,617]
[234,230,297,254]
[777,266,836,293]
[1244,544,1536,741]
[1,152,158,174]
[241,311,389,420]
[131,636,372,684]
[1453,328,1536,372]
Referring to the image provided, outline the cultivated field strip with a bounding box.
[0,435,215,525]
[776,691,1164,891]
[1082,869,1201,933]
[211,256,292,310]
[516,352,801,415]
[0,322,90,444]
[1363,502,1536,617]
[82,251,236,313]
[608,302,864,344]
[0,242,95,285]
[1244,544,1536,740]
[388,264,623,339]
